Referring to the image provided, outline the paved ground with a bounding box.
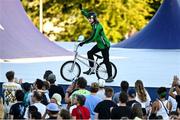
[1,42,180,88]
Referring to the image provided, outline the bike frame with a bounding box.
[71,44,100,72]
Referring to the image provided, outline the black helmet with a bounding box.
[88,12,97,19]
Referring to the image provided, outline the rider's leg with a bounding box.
[101,47,113,81]
[84,45,100,75]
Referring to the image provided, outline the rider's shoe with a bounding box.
[83,69,95,75]
[105,76,114,82]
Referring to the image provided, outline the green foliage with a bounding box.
[21,0,161,42]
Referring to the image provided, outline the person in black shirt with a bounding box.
[111,91,132,119]
[127,88,141,108]
[94,87,117,119]
[47,73,65,99]
[9,90,26,119]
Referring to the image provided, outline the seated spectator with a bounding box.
[111,91,132,119]
[59,109,71,120]
[151,87,171,119]
[71,95,90,119]
[96,79,106,100]
[85,82,102,119]
[2,71,22,119]
[46,103,60,119]
[47,73,65,99]
[9,90,26,119]
[94,87,118,119]
[113,80,129,104]
[135,80,151,117]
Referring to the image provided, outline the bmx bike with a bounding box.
[60,36,117,82]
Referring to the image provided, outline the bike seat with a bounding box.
[94,54,103,59]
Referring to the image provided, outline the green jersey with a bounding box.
[81,9,110,49]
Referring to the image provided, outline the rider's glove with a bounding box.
[79,42,84,47]
[79,4,82,10]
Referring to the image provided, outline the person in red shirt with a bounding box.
[71,95,90,119]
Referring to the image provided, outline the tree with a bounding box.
[21,0,161,43]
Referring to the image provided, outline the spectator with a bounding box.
[9,90,26,119]
[94,87,117,119]
[169,111,179,120]
[131,103,143,119]
[47,73,65,99]
[135,80,151,117]
[0,97,4,119]
[51,93,62,108]
[65,78,80,109]
[46,103,60,119]
[84,82,102,119]
[127,88,141,108]
[96,79,106,100]
[169,75,180,111]
[43,70,53,81]
[31,111,42,120]
[22,82,31,107]
[24,91,46,118]
[71,95,90,119]
[59,109,71,120]
[28,105,38,119]
[111,91,132,119]
[113,80,129,104]
[43,80,51,103]
[2,71,22,119]
[151,87,171,119]
[67,77,90,104]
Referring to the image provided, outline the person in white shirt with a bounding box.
[2,71,22,119]
[134,80,151,118]
[24,91,46,119]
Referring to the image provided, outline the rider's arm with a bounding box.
[81,9,90,19]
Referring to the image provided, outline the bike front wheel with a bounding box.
[60,61,81,81]
[96,62,117,80]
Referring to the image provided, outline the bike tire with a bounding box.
[96,62,117,80]
[60,61,81,81]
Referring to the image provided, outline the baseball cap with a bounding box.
[52,93,62,106]
[47,73,56,82]
[47,103,60,112]
[128,88,136,98]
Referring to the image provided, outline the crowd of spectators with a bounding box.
[0,70,180,119]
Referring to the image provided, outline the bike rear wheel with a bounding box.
[60,61,81,81]
[96,62,117,80]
